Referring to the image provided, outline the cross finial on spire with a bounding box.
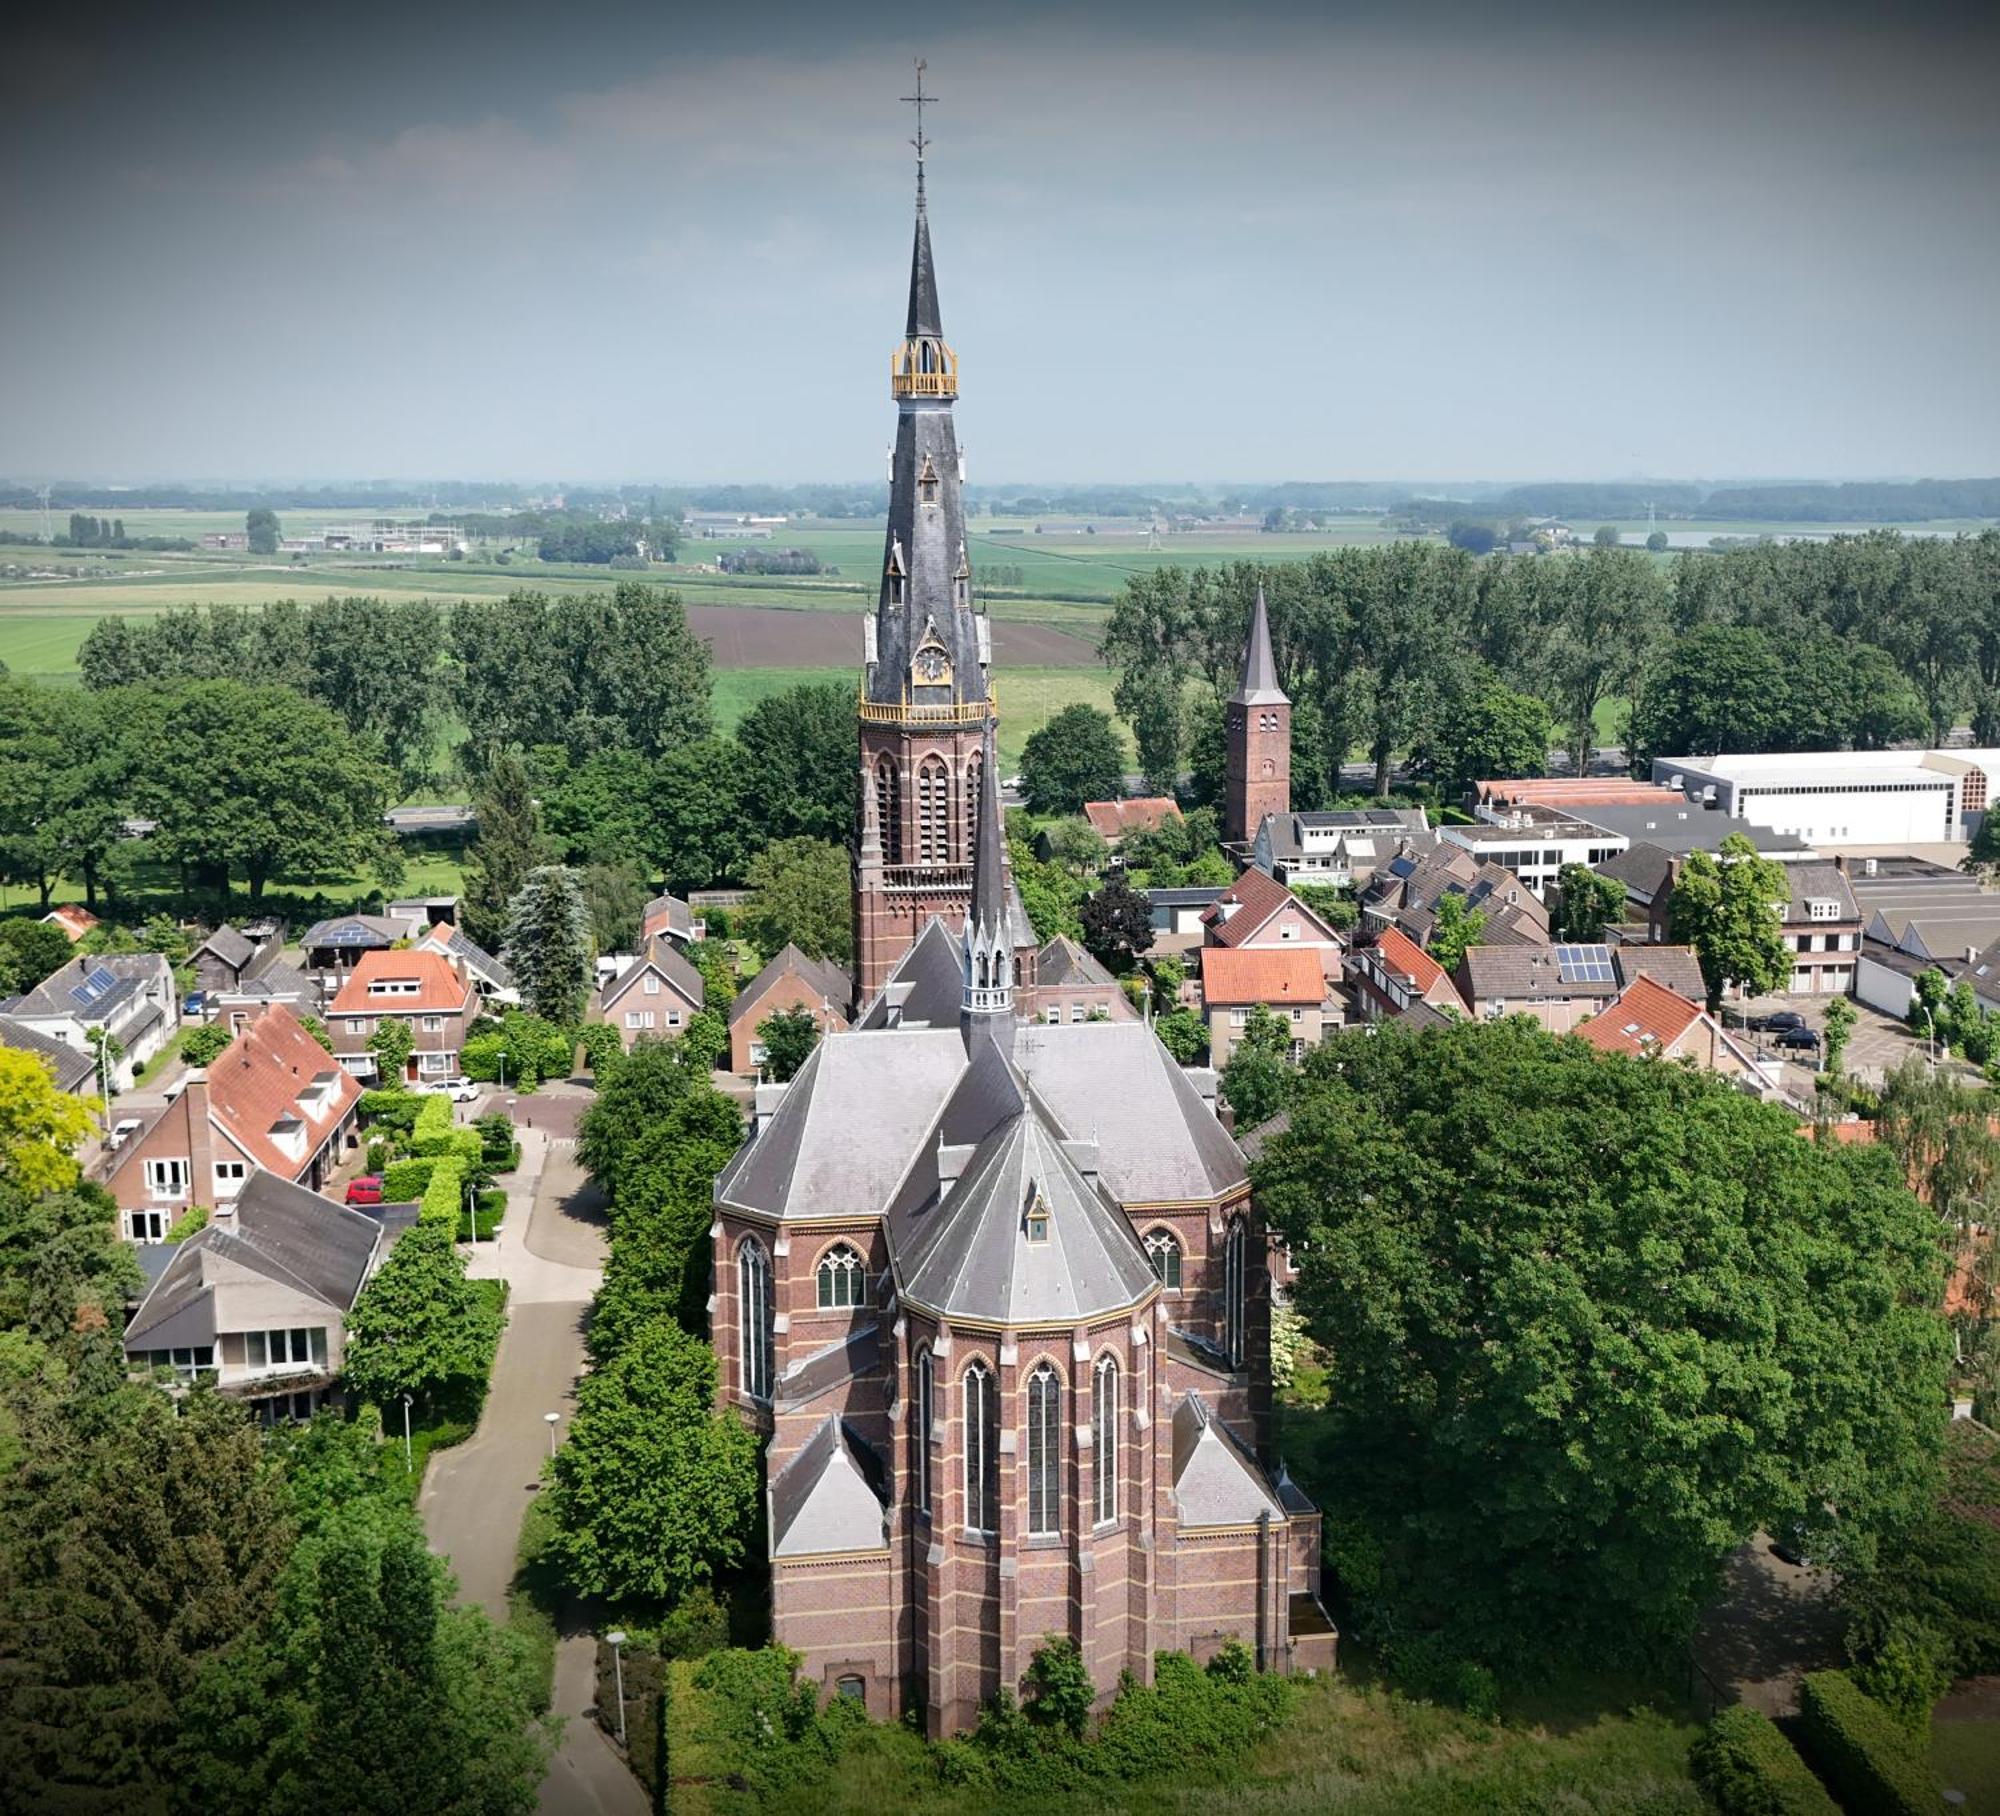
[901,58,935,204]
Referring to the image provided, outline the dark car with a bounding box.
[182,991,208,1018]
[344,1175,384,1206]
[1773,1026,1821,1053]
[1750,1010,1808,1035]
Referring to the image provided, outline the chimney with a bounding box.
[1834,853,1848,876]
[183,1068,217,1213]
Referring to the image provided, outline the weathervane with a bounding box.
[901,58,935,200]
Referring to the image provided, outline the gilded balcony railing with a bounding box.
[856,686,995,727]
[891,341,959,398]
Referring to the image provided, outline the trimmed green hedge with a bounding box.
[1797,1671,1940,1816]
[1690,1705,1839,1815]
[380,1157,438,1201]
[421,1155,470,1230]
[359,1088,422,1131]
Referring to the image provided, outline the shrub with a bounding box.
[1023,1636,1095,1737]
[421,1156,470,1229]
[359,1088,422,1131]
[180,1023,233,1068]
[1852,1619,1955,1732]
[650,1586,729,1660]
[364,1137,395,1172]
[1797,1670,1941,1816]
[165,1204,209,1242]
[380,1157,438,1200]
[1690,1705,1839,1815]
[575,1021,624,1079]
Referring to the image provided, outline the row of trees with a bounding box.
[1104,532,2000,800]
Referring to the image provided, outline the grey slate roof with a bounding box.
[899,1102,1157,1325]
[1458,943,1619,1004]
[125,1169,381,1352]
[428,924,517,990]
[730,943,852,1028]
[971,717,1009,935]
[0,1015,95,1092]
[1568,802,1810,858]
[1235,1111,1290,1166]
[301,914,405,953]
[1783,862,1861,925]
[1231,585,1287,707]
[1035,933,1116,991]
[1172,1392,1286,1527]
[770,1415,891,1557]
[600,940,705,1011]
[6,953,165,1023]
[1613,944,1707,1001]
[857,917,966,1030]
[1596,841,1675,904]
[213,959,315,1007]
[775,1326,880,1410]
[195,925,257,972]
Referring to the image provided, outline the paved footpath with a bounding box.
[418,1123,648,1816]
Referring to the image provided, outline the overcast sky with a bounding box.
[4,0,1997,486]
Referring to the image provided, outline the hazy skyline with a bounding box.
[5,1,1998,485]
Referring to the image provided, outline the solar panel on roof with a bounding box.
[70,965,118,1007]
[1553,943,1615,984]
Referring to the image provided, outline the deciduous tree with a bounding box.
[462,747,551,951]
[1020,704,1125,816]
[756,1005,820,1082]
[741,838,851,967]
[1079,877,1154,974]
[1551,863,1628,942]
[342,1221,501,1413]
[1668,832,1792,1005]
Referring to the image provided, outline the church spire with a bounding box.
[962,717,1012,1020]
[902,60,943,340]
[1232,583,1286,705]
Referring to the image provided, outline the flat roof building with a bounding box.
[1652,750,2000,848]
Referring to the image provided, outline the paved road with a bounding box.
[1693,1536,1844,1718]
[418,1128,646,1816]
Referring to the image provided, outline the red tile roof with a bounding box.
[1573,974,1705,1058]
[1083,797,1182,841]
[1200,945,1327,1007]
[203,1003,361,1180]
[1371,926,1448,996]
[42,904,100,941]
[1203,866,1304,948]
[1475,778,1679,808]
[328,947,474,1017]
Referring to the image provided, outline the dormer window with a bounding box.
[1024,1191,1050,1244]
[918,454,940,508]
[369,977,421,997]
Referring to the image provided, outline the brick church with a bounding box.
[708,136,1333,1736]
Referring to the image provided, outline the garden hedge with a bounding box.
[358,1088,422,1131]
[421,1155,471,1231]
[1797,1671,1941,1816]
[380,1157,438,1201]
[1690,1705,1839,1816]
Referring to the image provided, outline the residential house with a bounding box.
[327,949,479,1084]
[1453,942,1620,1032]
[1199,945,1331,1067]
[123,1168,385,1422]
[100,1004,362,1244]
[0,951,176,1090]
[1607,846,1861,996]
[416,922,518,1006]
[1201,865,1348,983]
[1145,885,1227,940]
[1081,796,1181,847]
[300,912,417,980]
[591,939,706,1051]
[728,943,854,1074]
[191,923,282,998]
[41,904,100,943]
[209,959,318,1029]
[1251,807,1430,888]
[1573,974,1768,1089]
[1612,943,1709,1003]
[1361,844,1550,951]
[641,894,706,947]
[1348,927,1467,1023]
[0,1014,98,1098]
[1027,934,1136,1026]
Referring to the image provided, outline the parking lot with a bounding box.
[1723,989,1979,1091]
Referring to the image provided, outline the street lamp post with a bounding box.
[544,1410,561,1459]
[400,1393,414,1472]
[464,1180,478,1247]
[605,1629,629,1750]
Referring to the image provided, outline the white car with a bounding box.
[414,1076,482,1103]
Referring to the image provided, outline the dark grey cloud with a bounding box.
[3,1,1996,482]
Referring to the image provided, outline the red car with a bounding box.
[344,1175,384,1207]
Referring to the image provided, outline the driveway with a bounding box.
[418,1129,646,1816]
[1693,1535,1845,1718]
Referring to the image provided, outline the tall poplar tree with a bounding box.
[462,748,550,950]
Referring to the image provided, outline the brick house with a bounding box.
[1081,797,1181,848]
[123,1168,385,1424]
[1452,942,1620,1032]
[1198,946,1330,1067]
[641,893,707,948]
[1348,927,1467,1022]
[1573,974,1768,1086]
[100,1004,362,1245]
[326,948,479,1084]
[415,921,518,1006]
[1027,934,1136,1026]
[591,939,706,1052]
[1200,865,1347,984]
[728,943,853,1075]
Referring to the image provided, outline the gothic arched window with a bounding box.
[1092,1354,1119,1525]
[1145,1228,1182,1290]
[964,1361,999,1535]
[739,1237,773,1402]
[815,1243,864,1311]
[962,753,982,857]
[1027,1362,1062,1536]
[915,1348,934,1515]
[1223,1216,1247,1369]
[918,757,950,864]
[874,757,902,865]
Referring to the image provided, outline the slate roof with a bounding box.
[0,1015,96,1092]
[1457,943,1619,1004]
[1613,944,1707,1001]
[770,1416,891,1557]
[598,941,705,1012]
[1200,946,1326,1007]
[1596,841,1676,904]
[1172,1392,1286,1527]
[301,913,407,953]
[212,959,315,1007]
[1567,803,1811,858]
[641,894,698,944]
[328,948,475,1017]
[194,925,258,972]
[419,922,517,991]
[1782,863,1861,925]
[729,943,852,1028]
[1231,585,1287,707]
[775,1326,880,1410]
[6,952,167,1024]
[1035,934,1117,992]
[125,1169,381,1352]
[857,917,967,1031]
[899,1104,1157,1325]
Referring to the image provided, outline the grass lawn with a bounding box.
[1935,1720,2000,1812]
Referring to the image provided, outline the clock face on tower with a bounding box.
[912,617,953,689]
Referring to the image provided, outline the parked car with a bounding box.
[1773,1026,1822,1053]
[182,991,208,1018]
[1748,1010,1808,1034]
[344,1175,384,1206]
[413,1076,482,1103]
